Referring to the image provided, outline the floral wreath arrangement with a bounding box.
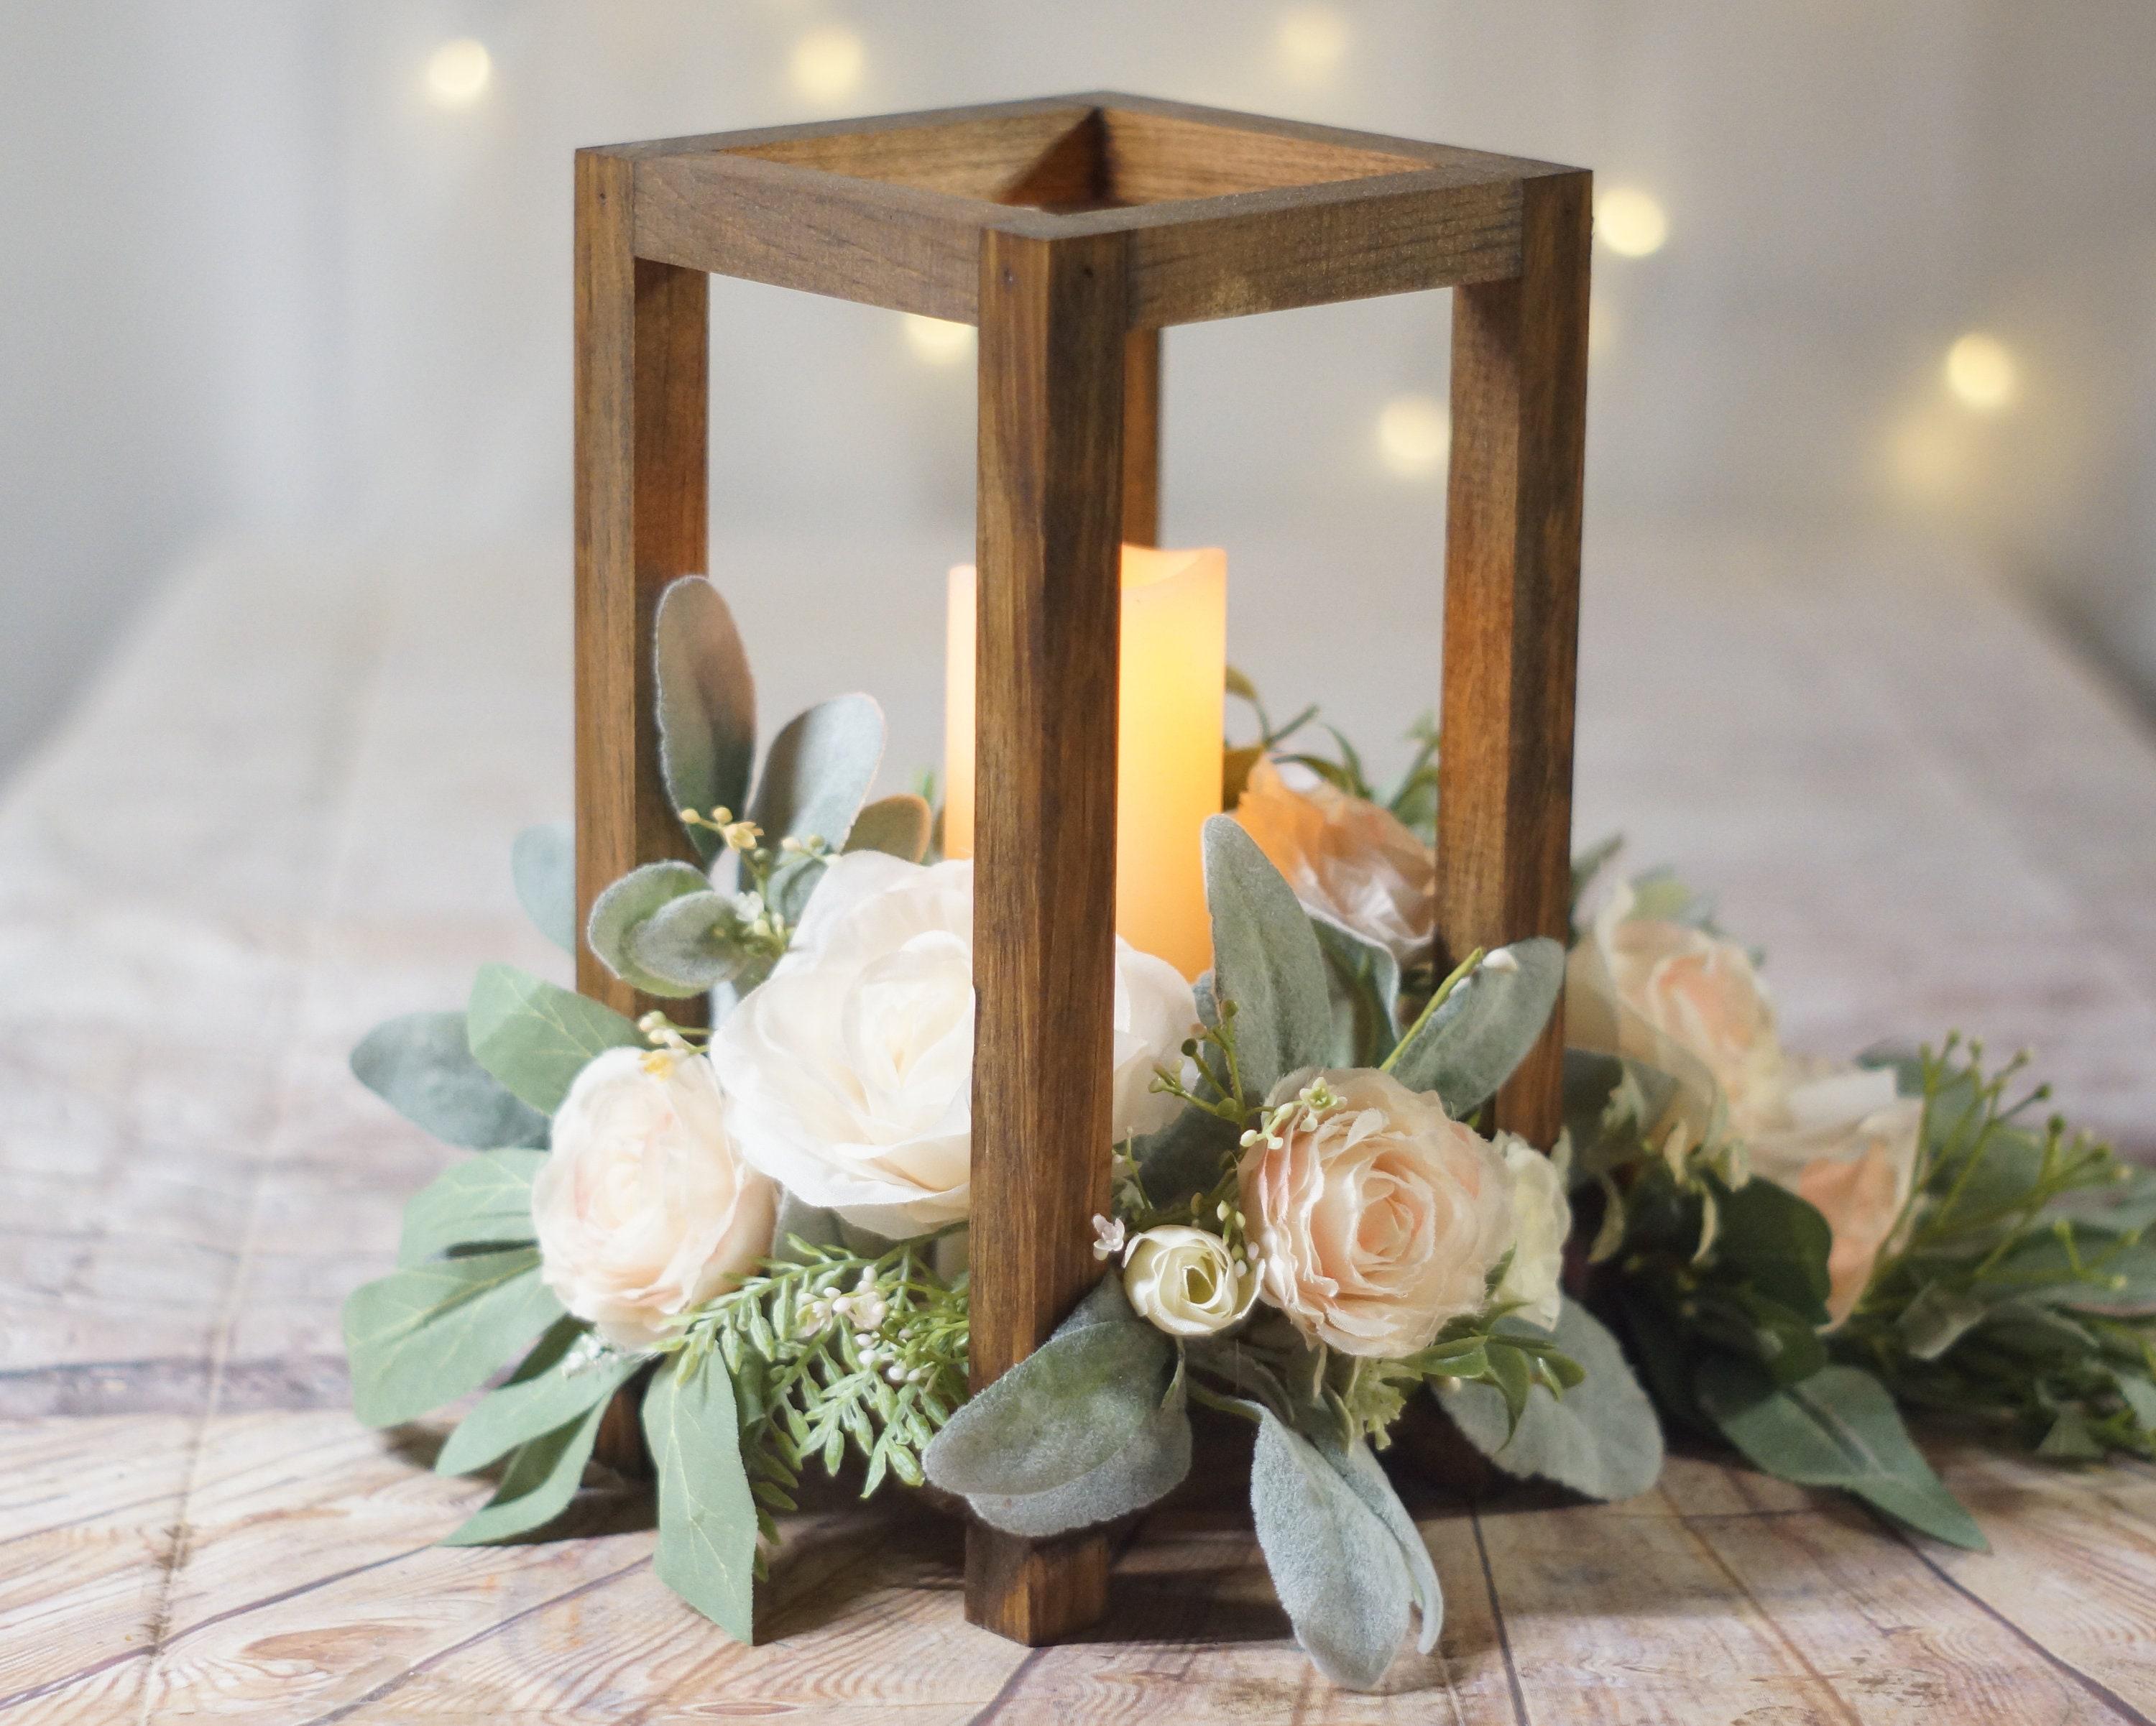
[346,577,2156,1691]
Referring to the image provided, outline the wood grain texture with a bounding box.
[1437,168,1592,1148]
[965,223,1130,1644]
[573,149,710,1032]
[1121,327,1161,547]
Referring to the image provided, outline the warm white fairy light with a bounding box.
[424,38,491,107]
[1376,394,1450,479]
[1276,6,1350,80]
[1944,332,2018,413]
[790,25,865,103]
[902,315,973,365]
[1596,188,1668,259]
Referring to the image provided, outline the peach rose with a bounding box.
[531,1046,778,1349]
[1235,756,1435,966]
[1238,1068,1512,1357]
[1575,885,1786,1140]
[1749,1066,1922,1326]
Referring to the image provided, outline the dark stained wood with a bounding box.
[1121,328,1161,546]
[1436,170,1591,1149]
[731,106,1097,202]
[573,149,711,1031]
[1096,103,1429,200]
[965,224,1130,1643]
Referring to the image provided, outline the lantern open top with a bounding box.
[607,91,1577,326]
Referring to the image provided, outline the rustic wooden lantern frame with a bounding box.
[573,92,1588,1648]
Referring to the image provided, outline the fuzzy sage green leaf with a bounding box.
[1385,937,1564,1116]
[645,1347,760,1643]
[397,1148,546,1267]
[843,792,932,864]
[749,693,885,852]
[1202,816,1332,1097]
[586,860,716,1000]
[440,1393,616,1546]
[656,577,757,867]
[351,1011,548,1150]
[962,1361,1192,1536]
[1697,1358,1986,1551]
[436,1318,641,1477]
[1309,910,1402,1069]
[1312,1431,1442,1655]
[1438,1299,1664,1501]
[466,964,642,1114]
[1250,1406,1414,1691]
[343,1247,561,1428]
[511,821,576,953]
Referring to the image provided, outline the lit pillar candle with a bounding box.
[945,545,1226,979]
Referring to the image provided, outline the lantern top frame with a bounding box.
[587,91,1580,328]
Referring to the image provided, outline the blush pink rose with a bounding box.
[531,1046,778,1348]
[1235,757,1435,966]
[1238,1068,1512,1357]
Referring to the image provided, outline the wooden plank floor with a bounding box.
[4,529,2155,1722]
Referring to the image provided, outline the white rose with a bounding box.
[1122,1224,1258,1337]
[1749,1065,1922,1326]
[1235,756,1435,966]
[1492,1133,1570,1329]
[1238,1068,1512,1357]
[530,1047,777,1349]
[714,852,1197,1237]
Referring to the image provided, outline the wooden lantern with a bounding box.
[573,93,1588,1647]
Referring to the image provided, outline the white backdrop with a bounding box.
[4,1,2155,771]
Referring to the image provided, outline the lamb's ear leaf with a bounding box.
[1437,1299,1665,1502]
[1249,1408,1413,1691]
[351,1011,549,1150]
[1202,816,1332,1096]
[1310,1432,1444,1654]
[962,1360,1192,1536]
[397,1148,547,1266]
[1131,1104,1243,1210]
[749,693,885,852]
[343,1248,561,1428]
[511,822,577,953]
[644,1349,758,1643]
[923,1280,1175,1498]
[466,964,642,1115]
[627,890,758,994]
[1386,938,1565,1115]
[655,577,757,867]
[436,1319,640,1477]
[844,793,932,864]
[438,1393,617,1546]
[1309,910,1402,1069]
[586,861,719,1000]
[1697,1358,1986,1551]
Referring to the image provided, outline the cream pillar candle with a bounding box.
[945,545,1226,979]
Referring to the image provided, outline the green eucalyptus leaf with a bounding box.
[656,577,757,867]
[436,1319,641,1476]
[1896,1284,1991,1362]
[1202,816,1332,1096]
[1387,938,1564,1117]
[1697,1358,1986,1551]
[512,822,577,953]
[1131,1104,1243,1209]
[587,861,719,999]
[645,1349,758,1642]
[749,693,885,852]
[352,1012,550,1151]
[440,1394,615,1546]
[466,964,642,1115]
[1250,1408,1413,1691]
[1710,1176,1833,1325]
[1313,1434,1443,1654]
[1310,910,1401,1068]
[344,1247,561,1429]
[844,793,932,863]
[923,1280,1176,1497]
[1437,1300,1664,1501]
[397,1148,546,1267]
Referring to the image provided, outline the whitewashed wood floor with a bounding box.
[4,530,2154,1722]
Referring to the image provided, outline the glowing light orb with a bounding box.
[425,39,492,107]
[1376,394,1450,479]
[1596,188,1668,259]
[1945,332,2017,413]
